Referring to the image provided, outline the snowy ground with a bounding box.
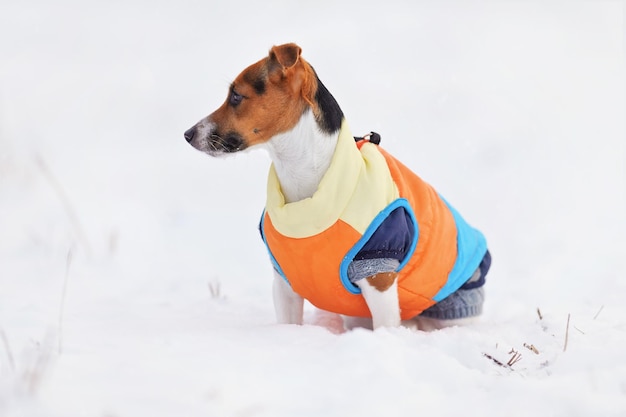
[1,1,625,416]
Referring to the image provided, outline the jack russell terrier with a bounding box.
[184,43,491,330]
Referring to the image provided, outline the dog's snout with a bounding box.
[184,126,197,143]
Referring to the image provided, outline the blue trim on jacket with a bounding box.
[432,198,488,302]
[339,198,419,294]
[259,211,289,285]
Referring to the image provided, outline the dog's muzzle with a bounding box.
[184,122,246,156]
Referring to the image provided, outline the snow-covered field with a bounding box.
[1,1,625,416]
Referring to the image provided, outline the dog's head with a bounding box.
[184,43,326,156]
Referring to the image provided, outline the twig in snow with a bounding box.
[482,353,510,369]
[593,305,604,320]
[507,349,523,366]
[536,308,543,320]
[523,343,540,355]
[35,154,91,255]
[58,248,73,354]
[483,348,523,370]
[563,313,571,352]
[482,352,520,371]
[1,328,16,371]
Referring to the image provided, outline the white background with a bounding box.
[1,1,625,416]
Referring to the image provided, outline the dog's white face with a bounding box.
[184,43,319,157]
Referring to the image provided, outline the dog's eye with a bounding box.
[229,90,244,107]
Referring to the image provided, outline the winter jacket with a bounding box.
[260,121,488,319]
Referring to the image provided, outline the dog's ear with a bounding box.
[268,43,317,108]
[269,43,302,70]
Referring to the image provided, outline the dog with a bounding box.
[184,43,491,330]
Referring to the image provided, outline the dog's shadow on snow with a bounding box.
[307,309,418,334]
[306,309,353,334]
[307,308,457,333]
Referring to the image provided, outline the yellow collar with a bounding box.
[266,119,399,238]
[265,120,362,238]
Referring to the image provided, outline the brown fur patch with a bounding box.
[366,272,398,292]
[206,43,319,148]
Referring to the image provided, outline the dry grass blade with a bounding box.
[35,154,91,255]
[58,248,73,354]
[507,349,523,366]
[523,343,540,354]
[208,281,222,299]
[563,313,571,352]
[25,341,53,395]
[482,353,514,371]
[1,328,16,371]
[483,353,507,369]
[594,305,604,320]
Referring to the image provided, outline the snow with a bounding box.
[1,1,625,416]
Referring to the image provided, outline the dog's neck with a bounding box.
[264,110,339,203]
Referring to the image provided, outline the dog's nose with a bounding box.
[184,126,197,143]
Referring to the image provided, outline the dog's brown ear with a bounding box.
[268,43,317,108]
[269,43,302,70]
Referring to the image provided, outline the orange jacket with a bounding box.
[260,122,487,319]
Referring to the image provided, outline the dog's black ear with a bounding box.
[269,43,302,70]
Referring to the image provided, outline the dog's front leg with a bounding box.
[355,272,401,329]
[272,271,304,325]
